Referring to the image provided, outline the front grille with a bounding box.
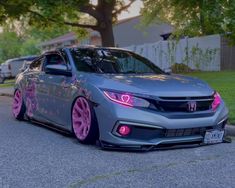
[153,96,214,112]
[159,96,213,100]
[165,127,211,137]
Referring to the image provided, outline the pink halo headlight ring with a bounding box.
[103,91,133,106]
[103,91,150,107]
[121,94,131,103]
[212,92,221,111]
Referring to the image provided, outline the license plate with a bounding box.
[203,130,224,144]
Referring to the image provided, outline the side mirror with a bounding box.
[45,64,72,77]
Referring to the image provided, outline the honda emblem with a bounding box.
[187,101,197,112]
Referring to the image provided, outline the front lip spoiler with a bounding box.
[99,134,231,152]
[99,135,204,151]
[99,140,204,152]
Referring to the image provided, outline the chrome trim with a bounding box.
[156,135,203,145]
[118,121,164,129]
[217,117,228,125]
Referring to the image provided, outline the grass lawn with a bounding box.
[184,71,235,125]
[0,79,15,88]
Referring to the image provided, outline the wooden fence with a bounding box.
[221,36,235,70]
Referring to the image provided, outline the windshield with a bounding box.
[71,48,164,74]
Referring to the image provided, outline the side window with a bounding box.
[45,54,66,67]
[29,58,44,72]
[71,49,95,72]
[60,50,69,64]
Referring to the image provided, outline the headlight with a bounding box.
[212,91,221,111]
[103,90,150,108]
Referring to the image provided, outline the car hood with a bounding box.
[82,73,214,97]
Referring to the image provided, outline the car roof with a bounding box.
[44,46,132,55]
[5,55,38,63]
[72,46,132,52]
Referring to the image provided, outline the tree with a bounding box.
[0,0,135,47]
[0,24,71,63]
[0,31,22,63]
[142,0,235,41]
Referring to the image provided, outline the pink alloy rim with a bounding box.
[12,90,22,118]
[72,97,91,140]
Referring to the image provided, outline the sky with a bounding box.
[91,0,143,20]
[118,0,143,20]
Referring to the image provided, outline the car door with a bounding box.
[39,52,73,128]
[23,57,46,120]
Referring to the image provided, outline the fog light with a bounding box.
[118,125,131,136]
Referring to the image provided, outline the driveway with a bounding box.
[0,96,235,188]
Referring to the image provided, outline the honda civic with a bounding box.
[12,47,228,150]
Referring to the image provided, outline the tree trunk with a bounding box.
[99,23,115,47]
[95,0,116,47]
[199,0,206,35]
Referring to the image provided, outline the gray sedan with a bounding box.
[12,47,229,150]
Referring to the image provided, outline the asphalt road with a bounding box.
[0,96,235,188]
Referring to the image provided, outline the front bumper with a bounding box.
[94,98,229,149]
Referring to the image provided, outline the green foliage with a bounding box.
[19,38,40,56]
[188,44,218,70]
[0,24,71,64]
[24,25,70,41]
[0,12,85,63]
[171,63,192,73]
[0,0,135,46]
[0,79,15,88]
[142,0,235,43]
[0,32,22,63]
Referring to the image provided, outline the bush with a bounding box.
[171,63,193,73]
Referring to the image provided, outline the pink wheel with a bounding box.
[72,97,98,144]
[12,90,25,120]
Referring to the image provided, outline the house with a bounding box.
[113,16,173,47]
[39,16,173,51]
[39,31,101,51]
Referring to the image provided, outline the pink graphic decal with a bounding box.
[25,82,37,117]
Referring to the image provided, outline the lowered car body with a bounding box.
[12,47,229,150]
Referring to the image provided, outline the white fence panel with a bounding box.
[124,34,221,71]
